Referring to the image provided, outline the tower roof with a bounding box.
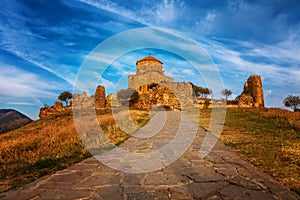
[136,56,163,65]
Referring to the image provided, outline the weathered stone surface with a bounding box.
[220,184,274,200]
[106,94,119,107]
[126,191,169,200]
[78,173,121,188]
[238,75,264,108]
[73,91,95,109]
[131,82,195,111]
[122,174,144,186]
[0,189,46,200]
[95,85,106,109]
[39,101,71,118]
[95,185,123,199]
[53,101,63,109]
[238,93,254,108]
[170,182,227,199]
[144,173,190,186]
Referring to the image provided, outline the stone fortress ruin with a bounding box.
[39,55,265,118]
[128,56,195,110]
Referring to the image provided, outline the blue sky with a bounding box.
[1,0,300,119]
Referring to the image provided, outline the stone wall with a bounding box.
[128,71,173,89]
[164,82,195,109]
[72,92,93,109]
[39,101,71,118]
[39,85,108,118]
[238,75,264,108]
[132,82,195,110]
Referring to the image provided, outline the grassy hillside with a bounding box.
[0,107,299,194]
[0,109,149,192]
[200,108,300,194]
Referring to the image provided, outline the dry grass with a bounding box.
[198,108,300,194]
[0,109,149,192]
[0,111,89,192]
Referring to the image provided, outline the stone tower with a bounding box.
[128,56,173,89]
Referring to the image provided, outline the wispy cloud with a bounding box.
[140,0,186,25]
[4,47,75,85]
[200,37,300,84]
[76,0,185,26]
[6,102,35,106]
[0,64,61,99]
[76,0,149,25]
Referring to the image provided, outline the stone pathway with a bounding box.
[1,111,299,200]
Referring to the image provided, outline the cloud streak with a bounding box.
[0,64,62,99]
[76,0,185,26]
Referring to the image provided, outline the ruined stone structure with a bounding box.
[95,85,106,109]
[131,84,180,110]
[39,85,109,118]
[39,101,71,118]
[128,56,195,109]
[238,75,264,108]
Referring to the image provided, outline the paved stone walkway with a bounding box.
[1,111,299,200]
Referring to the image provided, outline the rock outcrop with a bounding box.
[238,75,264,108]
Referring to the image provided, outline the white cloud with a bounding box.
[0,64,61,99]
[6,102,35,106]
[77,0,149,25]
[76,0,185,26]
[181,69,195,76]
[145,0,185,25]
[3,46,74,85]
[200,37,300,85]
[0,17,76,86]
[196,10,217,33]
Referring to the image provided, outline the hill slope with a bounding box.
[0,109,149,192]
[0,109,33,134]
